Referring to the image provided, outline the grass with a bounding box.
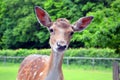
[0,63,19,80]
[63,68,112,80]
[63,64,112,80]
[0,63,112,80]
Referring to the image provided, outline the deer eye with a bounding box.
[49,29,54,33]
[70,32,74,36]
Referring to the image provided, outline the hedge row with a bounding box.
[0,48,119,58]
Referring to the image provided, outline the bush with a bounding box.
[0,48,118,67]
[65,48,118,57]
[0,48,118,58]
[0,49,50,56]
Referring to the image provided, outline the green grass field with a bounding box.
[0,63,112,80]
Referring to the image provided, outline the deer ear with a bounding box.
[35,6,52,27]
[72,16,94,32]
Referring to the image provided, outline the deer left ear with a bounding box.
[72,16,94,32]
[35,6,52,28]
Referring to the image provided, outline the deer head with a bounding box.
[35,6,93,53]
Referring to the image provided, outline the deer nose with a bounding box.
[57,41,67,50]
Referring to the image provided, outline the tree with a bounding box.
[77,0,120,53]
[0,0,49,49]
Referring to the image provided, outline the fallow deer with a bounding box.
[17,6,93,80]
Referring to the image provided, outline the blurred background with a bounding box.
[0,0,120,80]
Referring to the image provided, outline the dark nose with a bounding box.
[57,42,67,50]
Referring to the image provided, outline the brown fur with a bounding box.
[17,55,49,80]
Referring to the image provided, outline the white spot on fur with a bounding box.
[39,72,43,76]
[33,71,37,78]
[34,71,37,75]
[42,59,45,62]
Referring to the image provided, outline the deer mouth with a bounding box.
[57,45,67,52]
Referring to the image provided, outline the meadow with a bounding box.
[0,63,112,80]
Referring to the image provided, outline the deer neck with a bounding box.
[45,50,64,80]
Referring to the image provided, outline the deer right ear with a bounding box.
[72,16,93,32]
[35,6,52,27]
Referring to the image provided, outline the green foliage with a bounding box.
[0,49,50,56]
[0,48,118,57]
[0,0,120,54]
[65,48,118,57]
[70,0,120,53]
[0,0,48,49]
[82,0,120,53]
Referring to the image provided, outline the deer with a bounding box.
[17,6,93,80]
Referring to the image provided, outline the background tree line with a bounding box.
[0,0,120,53]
